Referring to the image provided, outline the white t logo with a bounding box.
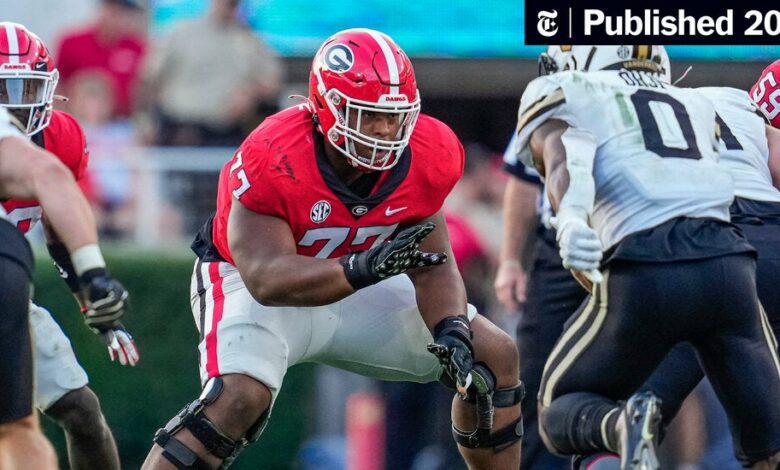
[537,10,559,37]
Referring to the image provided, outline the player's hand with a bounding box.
[102,324,140,366]
[427,316,475,396]
[494,260,527,311]
[79,267,129,334]
[340,222,447,289]
[552,215,603,284]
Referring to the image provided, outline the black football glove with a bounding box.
[427,315,475,396]
[340,222,447,290]
[79,267,128,333]
[79,268,139,366]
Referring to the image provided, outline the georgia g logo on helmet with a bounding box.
[323,44,355,73]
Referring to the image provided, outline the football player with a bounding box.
[0,22,137,470]
[142,28,523,469]
[0,106,127,469]
[495,135,585,470]
[513,45,780,469]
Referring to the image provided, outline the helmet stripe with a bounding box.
[363,29,400,95]
[3,24,19,64]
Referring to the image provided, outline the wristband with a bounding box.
[71,244,106,276]
[340,253,379,290]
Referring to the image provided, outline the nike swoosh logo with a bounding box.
[385,206,408,216]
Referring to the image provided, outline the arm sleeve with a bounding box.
[46,241,81,293]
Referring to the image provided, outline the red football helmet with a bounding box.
[309,28,421,171]
[0,22,58,136]
[752,59,780,128]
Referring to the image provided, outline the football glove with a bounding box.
[552,214,603,284]
[340,222,447,290]
[79,268,139,366]
[102,325,140,367]
[427,315,475,396]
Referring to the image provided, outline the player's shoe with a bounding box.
[615,391,662,470]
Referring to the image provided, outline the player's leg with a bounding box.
[316,275,522,469]
[143,260,297,469]
[691,254,780,467]
[538,264,690,467]
[43,387,119,470]
[449,314,523,469]
[0,220,56,469]
[635,342,704,429]
[30,302,119,470]
[517,242,588,470]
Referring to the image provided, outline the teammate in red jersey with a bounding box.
[0,22,137,470]
[143,28,522,469]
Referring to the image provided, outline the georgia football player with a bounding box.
[142,29,523,470]
[0,22,137,470]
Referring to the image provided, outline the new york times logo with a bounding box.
[537,10,559,37]
[525,2,780,44]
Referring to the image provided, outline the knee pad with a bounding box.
[451,363,525,451]
[153,378,270,469]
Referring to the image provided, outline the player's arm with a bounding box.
[228,198,446,307]
[405,210,476,392]
[228,199,354,306]
[0,135,137,365]
[406,210,467,331]
[495,176,539,310]
[0,136,97,252]
[765,124,780,190]
[529,119,602,285]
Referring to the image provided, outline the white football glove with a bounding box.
[552,214,603,284]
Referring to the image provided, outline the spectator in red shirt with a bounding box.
[55,0,147,118]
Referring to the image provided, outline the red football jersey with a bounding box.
[2,110,89,233]
[751,59,780,128]
[210,104,464,265]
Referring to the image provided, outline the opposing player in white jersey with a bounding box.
[576,85,780,470]
[0,108,129,469]
[511,45,780,470]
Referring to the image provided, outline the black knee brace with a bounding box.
[451,363,525,451]
[153,378,269,469]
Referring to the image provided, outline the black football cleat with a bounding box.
[615,391,662,470]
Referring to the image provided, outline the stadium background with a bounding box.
[4,0,779,468]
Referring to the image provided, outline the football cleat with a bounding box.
[615,391,662,470]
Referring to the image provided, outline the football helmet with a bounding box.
[309,28,421,171]
[539,45,670,83]
[0,22,58,136]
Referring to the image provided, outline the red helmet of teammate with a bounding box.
[0,22,58,136]
[752,59,780,128]
[309,28,421,171]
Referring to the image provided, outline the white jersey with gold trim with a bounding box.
[513,70,734,250]
[696,86,780,203]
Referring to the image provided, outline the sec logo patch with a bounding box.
[310,200,332,223]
